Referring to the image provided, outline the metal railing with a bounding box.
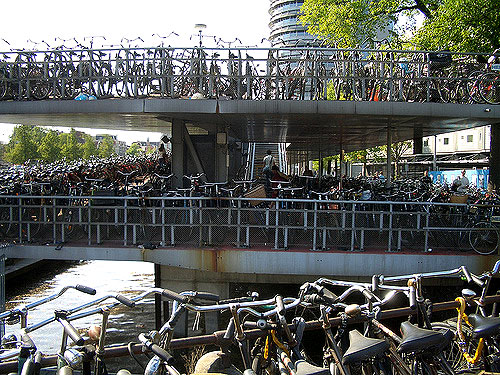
[1,195,498,254]
[0,46,495,103]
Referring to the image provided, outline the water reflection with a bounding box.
[5,260,155,370]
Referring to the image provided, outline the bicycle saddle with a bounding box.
[295,360,330,375]
[397,321,443,353]
[468,313,500,338]
[342,329,389,364]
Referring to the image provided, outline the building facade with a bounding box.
[269,0,317,47]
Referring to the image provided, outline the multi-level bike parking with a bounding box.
[0,43,498,103]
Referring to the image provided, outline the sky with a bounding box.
[0,0,272,144]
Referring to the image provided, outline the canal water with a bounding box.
[5,260,156,372]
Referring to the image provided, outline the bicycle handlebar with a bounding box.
[55,311,84,346]
[138,333,174,364]
[26,293,134,333]
[0,284,96,321]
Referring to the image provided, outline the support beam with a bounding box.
[490,124,500,190]
[183,125,206,179]
[171,119,185,188]
[413,127,423,155]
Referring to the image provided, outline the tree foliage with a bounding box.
[4,125,43,164]
[1,126,102,164]
[412,0,500,52]
[126,142,143,156]
[38,130,61,163]
[300,0,499,51]
[82,134,99,160]
[98,135,116,158]
[61,129,83,161]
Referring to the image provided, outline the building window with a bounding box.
[443,138,449,145]
[467,134,473,143]
[423,139,429,147]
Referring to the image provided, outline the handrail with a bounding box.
[1,194,498,253]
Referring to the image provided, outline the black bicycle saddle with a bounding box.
[342,329,389,364]
[397,321,443,353]
[468,313,500,338]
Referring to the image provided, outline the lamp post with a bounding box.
[194,24,206,47]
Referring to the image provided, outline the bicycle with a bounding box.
[431,261,500,373]
[467,205,500,255]
[478,49,500,105]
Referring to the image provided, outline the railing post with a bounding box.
[312,201,318,251]
[236,199,241,248]
[351,203,356,251]
[87,198,92,245]
[388,204,393,251]
[18,197,23,244]
[124,198,128,246]
[161,199,166,247]
[424,206,430,252]
[274,199,279,250]
[53,199,57,244]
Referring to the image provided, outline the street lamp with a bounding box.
[194,24,206,47]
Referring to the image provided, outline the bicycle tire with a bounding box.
[115,60,129,97]
[431,321,478,374]
[469,221,499,255]
[467,71,486,103]
[98,62,113,97]
[479,72,500,104]
[0,73,7,99]
[29,67,51,100]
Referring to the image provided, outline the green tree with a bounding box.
[82,134,98,160]
[390,140,412,177]
[300,0,499,52]
[38,130,61,162]
[4,125,43,164]
[98,135,116,158]
[61,128,83,161]
[126,142,143,156]
[412,0,500,52]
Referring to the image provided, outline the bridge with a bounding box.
[1,45,500,298]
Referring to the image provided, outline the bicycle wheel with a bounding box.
[432,321,479,374]
[114,58,129,97]
[0,72,8,99]
[467,71,485,103]
[479,72,500,104]
[98,62,113,97]
[29,67,51,100]
[469,221,499,255]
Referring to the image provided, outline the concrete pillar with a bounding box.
[215,131,228,182]
[159,266,230,337]
[171,119,185,188]
[490,123,500,190]
[413,127,423,155]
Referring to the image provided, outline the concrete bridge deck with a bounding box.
[1,243,497,284]
[0,99,498,154]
